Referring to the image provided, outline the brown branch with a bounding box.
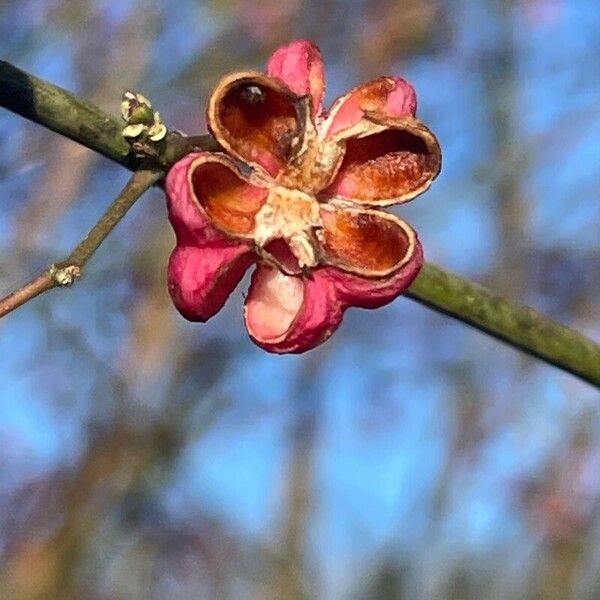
[0,272,56,317]
[0,168,161,319]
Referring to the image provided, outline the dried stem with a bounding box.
[1,60,600,388]
[0,169,161,318]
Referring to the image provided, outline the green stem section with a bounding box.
[0,61,217,170]
[406,265,600,387]
[0,60,134,167]
[1,61,599,388]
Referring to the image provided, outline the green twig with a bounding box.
[1,60,599,388]
[0,60,218,170]
[406,265,600,388]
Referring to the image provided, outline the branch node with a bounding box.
[49,264,81,287]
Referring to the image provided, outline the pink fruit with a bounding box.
[166,39,441,353]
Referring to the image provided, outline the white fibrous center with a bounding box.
[253,186,323,269]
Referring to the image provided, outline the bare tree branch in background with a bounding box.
[0,269,238,600]
[272,352,325,600]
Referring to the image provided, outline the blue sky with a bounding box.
[1,0,599,596]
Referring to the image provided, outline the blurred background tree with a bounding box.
[1,0,599,598]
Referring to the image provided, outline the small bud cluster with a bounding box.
[121,91,167,142]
